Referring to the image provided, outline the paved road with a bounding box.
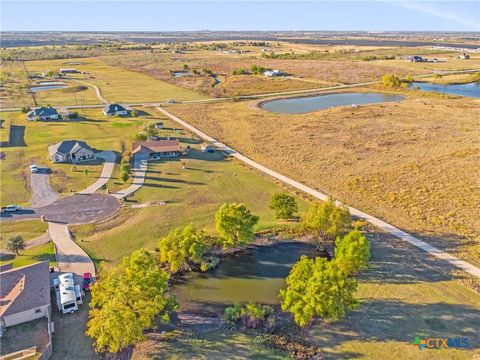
[2,68,478,112]
[157,106,480,279]
[78,151,116,194]
[48,221,95,278]
[0,194,120,224]
[30,167,59,208]
[111,154,148,199]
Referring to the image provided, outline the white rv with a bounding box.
[55,273,83,314]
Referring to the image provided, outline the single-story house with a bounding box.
[48,140,95,163]
[200,143,215,153]
[457,53,470,60]
[59,68,79,74]
[132,139,182,158]
[26,107,59,121]
[0,261,51,328]
[155,122,164,129]
[103,103,128,117]
[264,69,283,77]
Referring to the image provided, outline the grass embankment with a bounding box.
[1,242,55,268]
[168,92,480,265]
[0,220,48,249]
[25,57,206,104]
[0,109,151,204]
[416,72,480,85]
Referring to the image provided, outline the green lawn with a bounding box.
[72,148,310,270]
[0,220,48,249]
[25,56,207,104]
[1,242,56,268]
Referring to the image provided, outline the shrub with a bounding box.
[335,229,371,275]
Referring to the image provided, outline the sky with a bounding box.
[1,1,479,32]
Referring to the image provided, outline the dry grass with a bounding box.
[168,90,480,264]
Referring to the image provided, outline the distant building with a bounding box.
[0,261,51,328]
[132,139,181,158]
[155,122,164,129]
[264,69,284,77]
[103,103,128,117]
[457,53,470,60]
[200,143,215,153]
[48,140,95,163]
[408,56,424,63]
[26,107,59,121]
[59,68,79,74]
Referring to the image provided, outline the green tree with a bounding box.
[404,73,414,83]
[21,106,31,114]
[269,193,298,220]
[87,249,177,353]
[131,108,139,117]
[120,170,129,184]
[120,163,131,173]
[302,197,352,245]
[158,224,210,273]
[334,229,371,275]
[215,203,259,247]
[279,256,358,328]
[133,131,148,142]
[6,235,25,255]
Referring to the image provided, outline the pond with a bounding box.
[37,81,66,86]
[173,71,192,78]
[31,84,67,92]
[174,241,322,314]
[409,82,480,98]
[261,92,404,114]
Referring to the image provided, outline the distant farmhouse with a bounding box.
[132,139,181,158]
[103,103,128,117]
[201,143,215,153]
[59,68,80,75]
[26,107,59,121]
[0,261,51,328]
[48,140,95,163]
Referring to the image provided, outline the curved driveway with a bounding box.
[111,155,148,199]
[78,151,116,194]
[156,106,480,279]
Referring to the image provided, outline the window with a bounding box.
[34,308,42,314]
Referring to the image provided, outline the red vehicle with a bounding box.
[82,272,93,291]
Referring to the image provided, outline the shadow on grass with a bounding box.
[9,125,26,146]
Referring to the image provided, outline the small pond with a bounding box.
[173,71,192,78]
[409,82,480,98]
[37,81,66,86]
[31,83,67,92]
[174,241,322,314]
[261,92,404,114]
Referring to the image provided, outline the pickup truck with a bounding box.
[1,205,22,213]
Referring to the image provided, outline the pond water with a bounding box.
[409,82,480,98]
[261,92,404,114]
[173,71,192,78]
[37,81,66,86]
[31,84,67,92]
[174,242,322,314]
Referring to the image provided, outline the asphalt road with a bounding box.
[0,194,120,224]
[30,167,59,208]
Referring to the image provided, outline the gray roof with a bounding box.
[48,140,93,158]
[27,107,58,118]
[0,261,50,317]
[103,103,127,114]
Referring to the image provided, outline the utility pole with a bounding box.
[22,60,37,107]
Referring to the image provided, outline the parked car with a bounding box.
[82,272,94,291]
[30,164,39,173]
[167,99,176,104]
[3,205,22,212]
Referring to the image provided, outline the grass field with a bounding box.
[0,109,151,204]
[29,79,100,107]
[1,242,55,268]
[0,219,48,249]
[24,57,207,104]
[0,61,34,108]
[168,90,480,265]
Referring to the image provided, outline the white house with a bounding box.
[103,103,128,117]
[0,261,51,328]
[264,69,284,77]
[26,107,59,121]
[48,140,95,163]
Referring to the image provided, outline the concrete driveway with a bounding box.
[30,167,59,208]
[111,154,148,199]
[78,151,116,194]
[48,222,95,278]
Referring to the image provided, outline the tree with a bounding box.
[133,131,148,142]
[279,256,358,328]
[131,108,139,117]
[334,229,371,275]
[404,73,414,83]
[224,302,274,329]
[6,235,25,255]
[87,249,177,353]
[144,122,157,137]
[120,170,129,184]
[382,73,401,88]
[269,193,298,220]
[302,197,351,245]
[21,106,31,114]
[120,163,131,173]
[215,203,259,248]
[158,224,210,273]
